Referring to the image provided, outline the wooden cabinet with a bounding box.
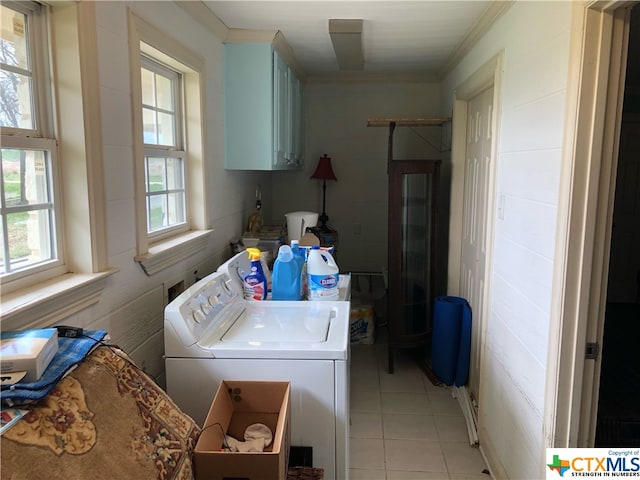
[224,43,304,170]
[368,118,448,373]
[387,158,441,373]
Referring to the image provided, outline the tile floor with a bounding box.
[349,330,491,480]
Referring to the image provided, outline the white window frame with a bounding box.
[129,11,211,276]
[1,1,65,286]
[140,55,188,240]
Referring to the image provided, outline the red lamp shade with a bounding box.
[310,154,337,181]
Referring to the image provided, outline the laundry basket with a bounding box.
[287,467,324,480]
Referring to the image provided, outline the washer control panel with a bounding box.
[165,271,238,348]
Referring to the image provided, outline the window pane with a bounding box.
[141,67,155,106]
[4,209,53,273]
[0,70,34,129]
[167,192,185,225]
[148,194,166,231]
[166,157,183,190]
[1,147,55,275]
[142,107,157,144]
[0,6,29,70]
[0,4,35,130]
[2,149,50,206]
[155,73,173,111]
[157,112,175,146]
[146,157,166,192]
[140,58,180,148]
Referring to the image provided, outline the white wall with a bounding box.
[53,1,271,387]
[440,2,574,478]
[271,79,443,274]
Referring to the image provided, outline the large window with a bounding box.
[141,56,187,237]
[0,1,61,281]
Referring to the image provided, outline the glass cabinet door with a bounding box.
[387,159,440,372]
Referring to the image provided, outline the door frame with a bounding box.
[447,52,503,461]
[546,0,634,449]
[447,52,503,298]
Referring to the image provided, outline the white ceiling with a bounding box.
[203,1,492,77]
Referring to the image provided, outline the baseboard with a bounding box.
[478,424,509,479]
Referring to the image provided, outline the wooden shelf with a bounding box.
[366,117,450,128]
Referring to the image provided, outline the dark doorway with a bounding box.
[595,4,640,448]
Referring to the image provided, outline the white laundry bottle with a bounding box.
[307,245,339,301]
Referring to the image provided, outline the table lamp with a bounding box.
[310,154,337,230]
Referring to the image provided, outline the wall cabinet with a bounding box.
[224,43,304,170]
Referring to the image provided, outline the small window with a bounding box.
[1,2,61,281]
[140,56,187,237]
[130,12,209,275]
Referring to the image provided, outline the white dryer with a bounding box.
[164,270,350,479]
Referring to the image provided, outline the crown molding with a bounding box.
[175,1,229,41]
[224,28,278,43]
[438,0,514,79]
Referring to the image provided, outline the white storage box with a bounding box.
[0,328,58,383]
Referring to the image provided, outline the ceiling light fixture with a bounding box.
[328,19,364,71]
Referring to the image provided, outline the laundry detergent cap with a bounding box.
[277,245,294,262]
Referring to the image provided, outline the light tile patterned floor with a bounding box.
[349,332,491,480]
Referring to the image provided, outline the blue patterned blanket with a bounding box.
[1,330,107,406]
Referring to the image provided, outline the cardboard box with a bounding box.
[194,380,291,480]
[0,328,58,383]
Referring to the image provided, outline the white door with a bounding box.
[460,86,494,401]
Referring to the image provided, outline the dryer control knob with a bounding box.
[192,309,205,323]
[208,295,219,306]
[201,303,212,315]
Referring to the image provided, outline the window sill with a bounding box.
[0,269,118,331]
[134,229,214,276]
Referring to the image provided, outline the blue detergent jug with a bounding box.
[272,245,302,300]
[290,240,306,299]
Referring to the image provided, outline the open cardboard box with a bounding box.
[194,380,291,480]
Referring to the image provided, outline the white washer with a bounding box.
[164,271,350,480]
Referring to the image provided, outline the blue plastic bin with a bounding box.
[431,296,472,386]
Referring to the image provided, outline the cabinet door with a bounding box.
[224,43,273,170]
[273,51,289,168]
[290,72,304,167]
[387,160,440,351]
